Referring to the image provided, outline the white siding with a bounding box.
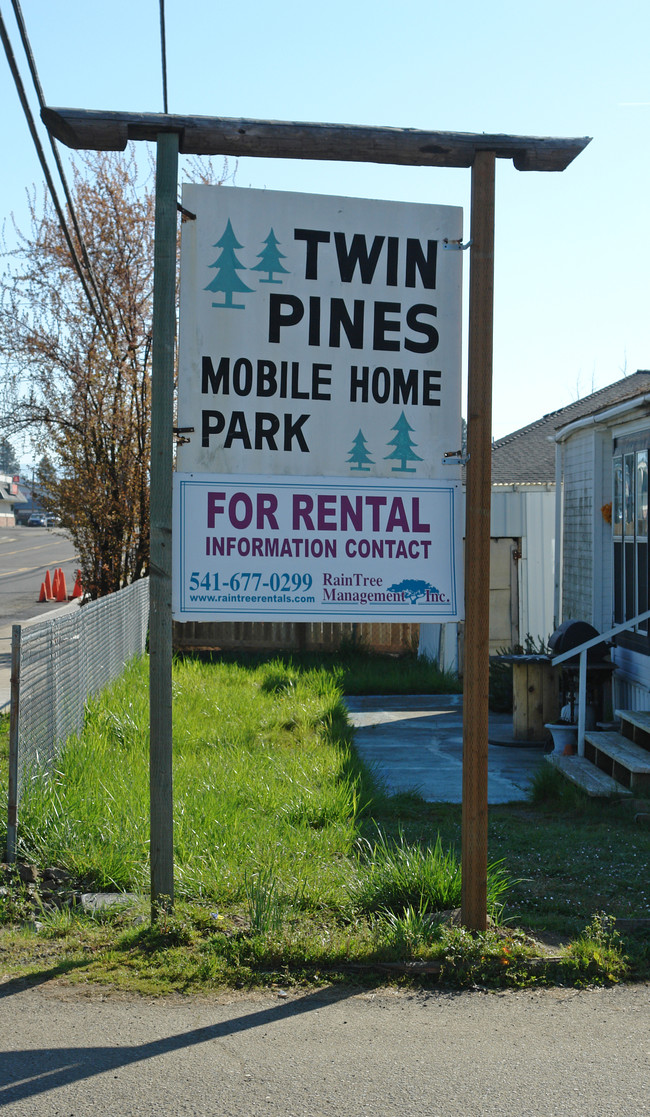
[420,485,556,666]
[490,490,525,536]
[491,486,555,643]
[614,663,650,710]
[520,489,556,643]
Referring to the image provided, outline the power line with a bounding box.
[0,6,112,339]
[10,0,116,336]
[159,0,169,114]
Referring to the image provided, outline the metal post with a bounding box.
[6,625,21,863]
[149,130,178,917]
[577,648,587,756]
[461,150,496,933]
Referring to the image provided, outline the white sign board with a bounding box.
[173,473,461,622]
[177,186,462,480]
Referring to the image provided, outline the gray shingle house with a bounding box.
[421,373,650,672]
[547,370,650,710]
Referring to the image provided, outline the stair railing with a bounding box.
[551,608,650,755]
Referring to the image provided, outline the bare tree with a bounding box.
[0,148,229,595]
[1,149,160,596]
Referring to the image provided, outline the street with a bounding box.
[0,981,648,1116]
[0,526,80,627]
[0,526,81,708]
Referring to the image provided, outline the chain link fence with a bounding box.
[7,578,149,859]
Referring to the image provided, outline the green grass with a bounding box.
[187,643,462,697]
[0,712,8,787]
[14,656,362,906]
[0,651,647,992]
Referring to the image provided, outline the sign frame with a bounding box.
[176,185,463,484]
[173,472,462,623]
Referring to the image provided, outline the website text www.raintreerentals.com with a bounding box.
[188,593,316,604]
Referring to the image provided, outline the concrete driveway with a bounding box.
[347,694,547,803]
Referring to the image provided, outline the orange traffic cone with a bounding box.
[52,569,60,598]
[71,571,83,599]
[38,581,47,602]
[44,569,54,600]
[55,568,67,602]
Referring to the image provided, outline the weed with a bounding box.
[244,867,284,936]
[564,911,628,984]
[529,762,591,811]
[378,905,439,953]
[439,924,528,987]
[259,662,298,695]
[351,828,461,915]
[0,867,34,925]
[582,910,621,948]
[37,904,79,938]
[283,776,361,829]
[350,828,512,920]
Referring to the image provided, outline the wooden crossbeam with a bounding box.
[42,107,590,171]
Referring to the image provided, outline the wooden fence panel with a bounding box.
[173,620,418,655]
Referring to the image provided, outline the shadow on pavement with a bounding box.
[0,984,362,1106]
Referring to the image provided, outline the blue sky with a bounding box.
[1,0,648,452]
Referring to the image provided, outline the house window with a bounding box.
[613,442,649,642]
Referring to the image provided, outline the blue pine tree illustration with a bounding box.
[251,227,290,284]
[205,219,253,309]
[384,412,423,473]
[347,429,374,471]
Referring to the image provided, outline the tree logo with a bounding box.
[347,429,374,472]
[384,412,423,473]
[205,219,253,309]
[388,579,446,604]
[251,227,290,284]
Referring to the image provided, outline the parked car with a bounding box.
[27,513,46,527]
[45,514,61,527]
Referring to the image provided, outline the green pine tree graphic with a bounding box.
[384,412,423,473]
[205,219,253,309]
[251,228,290,284]
[347,429,374,471]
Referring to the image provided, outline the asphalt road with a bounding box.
[0,526,80,627]
[0,526,81,708]
[0,981,648,1116]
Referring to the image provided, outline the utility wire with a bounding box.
[10,0,115,336]
[0,7,111,339]
[159,0,169,113]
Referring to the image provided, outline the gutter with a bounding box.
[552,394,650,443]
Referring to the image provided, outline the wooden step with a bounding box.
[585,731,650,773]
[584,730,650,792]
[546,753,630,797]
[615,709,650,751]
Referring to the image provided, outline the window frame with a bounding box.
[613,431,650,653]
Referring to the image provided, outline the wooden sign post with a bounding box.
[149,131,178,915]
[462,151,495,930]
